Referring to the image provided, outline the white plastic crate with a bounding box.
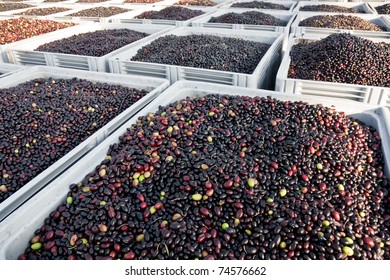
[35,0,78,3]
[293,1,375,14]
[49,4,136,22]
[26,0,75,3]
[99,8,152,23]
[0,80,389,259]
[0,4,38,17]
[73,0,127,4]
[105,2,158,10]
[6,23,175,71]
[191,8,296,53]
[0,16,78,63]
[368,2,390,15]
[62,0,121,4]
[221,0,297,12]
[350,0,388,3]
[275,34,390,108]
[0,65,169,222]
[0,4,79,19]
[291,12,390,40]
[0,63,24,77]
[109,27,283,89]
[26,0,78,3]
[110,5,216,26]
[168,0,231,9]
[107,0,177,6]
[300,0,348,1]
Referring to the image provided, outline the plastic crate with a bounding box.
[0,5,38,18]
[49,4,137,22]
[291,12,390,40]
[31,4,86,16]
[0,80,389,259]
[275,34,390,108]
[25,0,69,3]
[368,2,390,15]
[0,65,169,222]
[109,27,283,89]
[0,3,76,19]
[32,0,77,5]
[110,5,216,26]
[293,1,374,14]
[104,3,159,10]
[191,8,296,53]
[0,16,78,63]
[6,23,174,71]
[350,0,388,3]
[107,0,178,6]
[221,0,297,12]
[0,63,24,77]
[303,0,348,1]
[27,0,78,3]
[167,0,231,9]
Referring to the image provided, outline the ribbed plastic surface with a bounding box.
[0,63,24,78]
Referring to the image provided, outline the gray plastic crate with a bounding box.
[0,80,389,259]
[0,66,169,222]
[110,5,216,26]
[275,34,390,108]
[191,8,296,53]
[109,27,283,89]
[6,23,174,71]
[291,12,390,40]
[221,0,297,11]
[293,1,374,14]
